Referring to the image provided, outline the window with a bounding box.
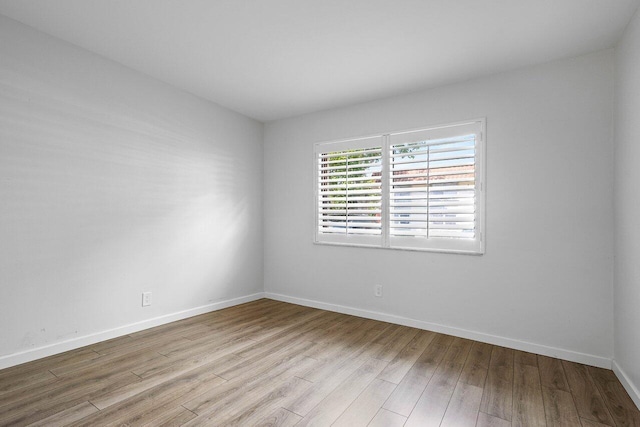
[314,119,485,254]
[316,136,384,247]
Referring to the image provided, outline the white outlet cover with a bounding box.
[142,292,152,307]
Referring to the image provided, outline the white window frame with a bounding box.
[314,119,485,255]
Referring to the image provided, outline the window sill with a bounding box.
[313,240,484,255]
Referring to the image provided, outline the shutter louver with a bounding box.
[318,146,383,236]
[390,134,476,240]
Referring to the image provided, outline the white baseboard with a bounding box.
[0,292,266,370]
[2,291,614,373]
[265,292,612,369]
[612,360,640,410]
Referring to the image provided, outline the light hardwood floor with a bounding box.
[0,299,638,426]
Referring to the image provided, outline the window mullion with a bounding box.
[382,135,390,248]
[345,153,349,236]
[426,144,430,240]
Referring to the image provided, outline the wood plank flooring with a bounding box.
[0,299,638,426]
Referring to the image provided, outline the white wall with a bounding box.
[614,7,640,407]
[264,50,615,366]
[0,15,264,367]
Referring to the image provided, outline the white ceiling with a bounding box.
[0,1,638,122]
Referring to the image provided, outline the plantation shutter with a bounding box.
[388,122,483,252]
[314,120,484,254]
[315,136,383,246]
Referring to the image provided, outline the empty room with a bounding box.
[1,1,639,426]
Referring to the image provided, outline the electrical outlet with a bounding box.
[374,285,383,297]
[142,292,152,307]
